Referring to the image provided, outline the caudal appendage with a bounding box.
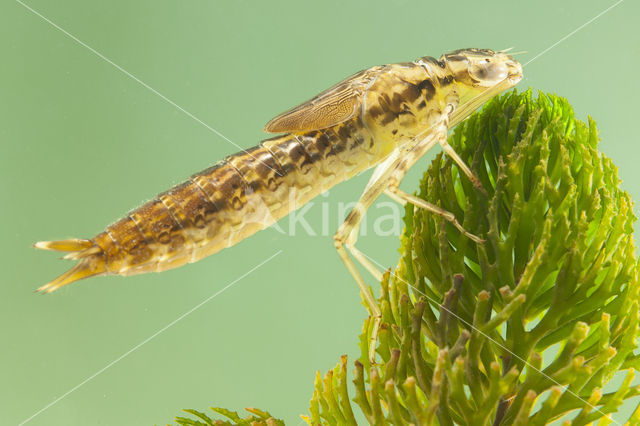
[34,238,106,293]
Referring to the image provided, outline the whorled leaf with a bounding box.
[174,407,285,426]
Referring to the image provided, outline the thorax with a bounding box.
[362,60,460,153]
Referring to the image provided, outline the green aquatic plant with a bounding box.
[174,90,640,425]
[174,407,284,425]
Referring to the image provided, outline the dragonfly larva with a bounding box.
[36,48,522,358]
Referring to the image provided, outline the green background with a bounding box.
[2,0,639,424]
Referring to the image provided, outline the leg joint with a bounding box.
[388,177,400,190]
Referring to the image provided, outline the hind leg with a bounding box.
[334,117,448,363]
[334,173,391,364]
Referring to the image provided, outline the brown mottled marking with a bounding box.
[35,48,523,293]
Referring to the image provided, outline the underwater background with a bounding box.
[2,0,639,424]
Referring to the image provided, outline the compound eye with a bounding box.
[469,59,508,83]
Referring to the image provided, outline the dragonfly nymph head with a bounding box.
[439,48,523,127]
[443,48,522,87]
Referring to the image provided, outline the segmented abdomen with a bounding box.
[94,118,382,277]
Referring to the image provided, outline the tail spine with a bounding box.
[34,239,106,293]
